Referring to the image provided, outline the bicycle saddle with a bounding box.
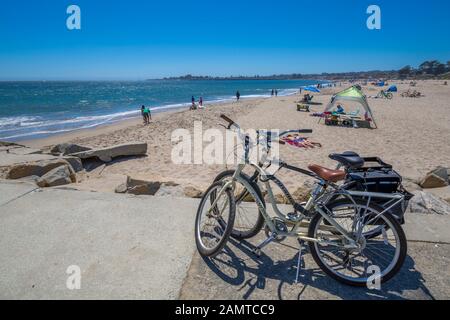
[329,151,364,169]
[308,164,346,183]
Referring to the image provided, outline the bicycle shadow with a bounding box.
[202,237,435,300]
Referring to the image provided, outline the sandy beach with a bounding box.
[18,80,450,193]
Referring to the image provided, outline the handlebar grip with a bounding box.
[298,129,313,134]
[220,114,235,127]
[278,140,286,145]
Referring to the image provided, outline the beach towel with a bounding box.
[281,135,322,149]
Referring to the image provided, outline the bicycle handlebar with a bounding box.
[220,114,312,147]
[220,114,236,129]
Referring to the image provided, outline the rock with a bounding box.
[425,186,450,204]
[36,165,75,188]
[51,143,91,156]
[402,178,422,192]
[155,182,184,197]
[0,141,24,147]
[115,183,128,194]
[70,143,147,163]
[273,194,289,204]
[6,159,75,180]
[409,191,450,215]
[420,167,449,189]
[18,175,41,185]
[292,186,311,203]
[183,186,203,199]
[62,156,83,172]
[125,178,161,195]
[6,147,42,155]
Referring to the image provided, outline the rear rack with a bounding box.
[352,157,393,172]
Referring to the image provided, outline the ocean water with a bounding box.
[0,79,322,141]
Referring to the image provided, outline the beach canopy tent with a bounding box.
[387,85,398,92]
[304,86,321,93]
[323,86,378,129]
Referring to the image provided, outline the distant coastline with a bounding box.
[160,60,450,81]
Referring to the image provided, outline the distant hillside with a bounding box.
[158,59,449,81]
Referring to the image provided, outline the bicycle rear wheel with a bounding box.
[213,170,265,240]
[195,181,235,257]
[308,199,407,287]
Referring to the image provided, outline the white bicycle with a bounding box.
[194,115,407,287]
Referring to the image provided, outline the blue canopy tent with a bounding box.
[387,85,398,92]
[304,86,321,93]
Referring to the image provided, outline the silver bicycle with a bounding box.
[195,115,407,287]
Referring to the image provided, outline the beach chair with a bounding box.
[297,104,310,112]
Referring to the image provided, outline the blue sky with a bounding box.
[0,0,449,80]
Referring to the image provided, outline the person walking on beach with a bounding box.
[271,89,274,96]
[141,105,151,125]
[190,96,196,110]
[275,89,278,97]
[236,91,241,101]
[199,97,203,108]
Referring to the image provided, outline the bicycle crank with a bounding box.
[264,218,288,243]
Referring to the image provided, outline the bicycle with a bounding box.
[194,115,407,286]
[377,90,393,99]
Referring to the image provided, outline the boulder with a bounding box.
[116,177,161,195]
[292,186,312,203]
[409,191,450,215]
[115,183,128,194]
[183,186,203,199]
[155,182,184,197]
[402,178,422,192]
[62,156,83,172]
[273,194,289,205]
[36,165,76,188]
[420,167,449,189]
[70,142,147,163]
[0,141,24,147]
[6,159,75,180]
[50,143,91,156]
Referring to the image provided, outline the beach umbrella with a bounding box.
[304,86,321,93]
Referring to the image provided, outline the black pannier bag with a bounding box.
[346,157,413,224]
[348,169,402,193]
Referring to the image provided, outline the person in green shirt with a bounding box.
[141,105,152,125]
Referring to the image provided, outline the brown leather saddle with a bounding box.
[308,164,346,183]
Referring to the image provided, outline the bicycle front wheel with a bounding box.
[195,181,235,257]
[308,200,407,287]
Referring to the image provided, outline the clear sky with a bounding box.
[0,0,449,80]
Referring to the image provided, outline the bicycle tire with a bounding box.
[308,199,407,287]
[195,181,236,257]
[213,170,265,239]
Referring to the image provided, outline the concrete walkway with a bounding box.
[0,181,199,299]
[1,180,449,300]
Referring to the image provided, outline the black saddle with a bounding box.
[329,151,365,169]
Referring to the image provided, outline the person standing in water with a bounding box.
[275,89,278,97]
[199,97,203,108]
[236,91,241,101]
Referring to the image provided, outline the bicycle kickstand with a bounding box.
[252,234,276,257]
[295,239,306,284]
